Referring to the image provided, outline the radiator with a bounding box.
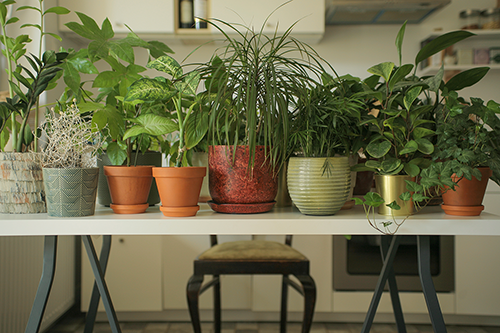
[0,236,75,333]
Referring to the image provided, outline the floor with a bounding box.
[44,313,500,333]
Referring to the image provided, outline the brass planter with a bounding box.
[374,174,414,216]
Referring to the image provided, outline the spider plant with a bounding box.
[199,11,327,170]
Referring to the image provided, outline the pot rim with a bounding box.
[153,166,206,178]
[104,165,153,177]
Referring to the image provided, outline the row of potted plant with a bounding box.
[1,3,499,224]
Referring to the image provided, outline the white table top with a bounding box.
[1,204,500,236]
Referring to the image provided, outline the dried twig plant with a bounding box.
[40,102,103,169]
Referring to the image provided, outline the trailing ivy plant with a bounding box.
[122,55,208,167]
[64,12,175,166]
[0,0,70,152]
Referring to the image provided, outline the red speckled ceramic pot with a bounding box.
[208,145,278,213]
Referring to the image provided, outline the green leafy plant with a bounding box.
[0,0,70,152]
[122,55,208,167]
[288,74,366,159]
[64,12,175,166]
[354,23,491,233]
[199,12,327,170]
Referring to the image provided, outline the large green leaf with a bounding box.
[124,78,177,102]
[367,62,394,82]
[175,71,200,96]
[395,21,407,66]
[403,86,422,111]
[366,139,391,158]
[184,106,208,149]
[445,67,490,91]
[381,158,402,173]
[415,138,434,154]
[422,65,444,93]
[413,127,435,139]
[404,163,420,177]
[107,141,128,166]
[123,114,178,140]
[147,55,182,79]
[109,39,134,64]
[415,30,475,66]
[92,71,121,88]
[388,64,413,92]
[399,140,418,155]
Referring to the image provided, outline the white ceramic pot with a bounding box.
[287,156,351,215]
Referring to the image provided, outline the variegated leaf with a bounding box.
[147,55,182,79]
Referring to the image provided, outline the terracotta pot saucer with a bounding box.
[441,204,484,216]
[160,205,200,217]
[110,203,149,214]
[208,200,276,214]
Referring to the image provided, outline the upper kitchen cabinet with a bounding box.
[58,0,175,34]
[209,0,325,43]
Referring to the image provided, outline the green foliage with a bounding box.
[0,0,70,152]
[64,12,174,166]
[288,74,367,158]
[124,55,208,167]
[199,16,328,170]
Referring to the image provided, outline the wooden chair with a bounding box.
[186,235,316,333]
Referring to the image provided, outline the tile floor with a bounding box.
[44,313,500,333]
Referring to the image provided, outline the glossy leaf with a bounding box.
[388,64,413,92]
[366,139,392,158]
[399,140,418,155]
[404,162,420,177]
[403,86,422,111]
[415,30,475,66]
[415,138,434,154]
[44,6,70,15]
[445,67,490,91]
[367,62,394,82]
[395,21,406,66]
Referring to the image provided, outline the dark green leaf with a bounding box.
[387,201,401,210]
[388,64,413,92]
[415,138,434,154]
[366,139,391,158]
[395,21,406,66]
[404,163,420,177]
[415,31,475,66]
[107,141,128,166]
[445,67,489,91]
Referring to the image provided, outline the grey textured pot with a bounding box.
[0,152,46,214]
[97,151,162,206]
[287,156,351,215]
[43,167,99,217]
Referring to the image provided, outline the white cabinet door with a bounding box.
[58,0,175,34]
[210,0,324,35]
[252,235,332,313]
[81,235,163,312]
[163,235,253,310]
[455,189,500,316]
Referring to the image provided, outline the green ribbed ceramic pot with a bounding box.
[43,167,99,217]
[287,157,351,215]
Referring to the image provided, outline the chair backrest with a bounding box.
[209,235,293,247]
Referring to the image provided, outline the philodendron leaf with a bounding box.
[445,67,490,91]
[147,55,182,79]
[123,114,178,140]
[367,62,394,82]
[366,139,391,158]
[125,78,177,102]
[388,64,413,92]
[395,21,407,66]
[415,30,475,66]
[403,86,422,111]
[399,140,418,155]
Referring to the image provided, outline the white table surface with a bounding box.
[1,204,500,236]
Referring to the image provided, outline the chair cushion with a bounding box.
[198,240,307,261]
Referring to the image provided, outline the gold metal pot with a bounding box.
[374,174,414,216]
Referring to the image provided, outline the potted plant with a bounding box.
[63,12,175,208]
[122,55,208,217]
[199,16,326,214]
[287,75,366,215]
[0,0,70,214]
[39,101,103,217]
[434,93,500,216]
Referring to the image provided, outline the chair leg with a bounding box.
[280,275,289,333]
[296,275,316,333]
[213,275,221,333]
[187,275,204,333]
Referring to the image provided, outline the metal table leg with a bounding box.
[82,235,121,333]
[380,236,406,333]
[25,235,58,333]
[418,236,447,333]
[361,235,402,333]
[84,235,112,333]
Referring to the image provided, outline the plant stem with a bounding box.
[34,0,44,152]
[175,95,184,167]
[1,13,16,151]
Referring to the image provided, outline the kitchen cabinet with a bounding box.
[58,0,175,34]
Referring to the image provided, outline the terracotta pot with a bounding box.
[153,166,206,217]
[103,165,153,214]
[441,167,492,216]
[208,145,278,213]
